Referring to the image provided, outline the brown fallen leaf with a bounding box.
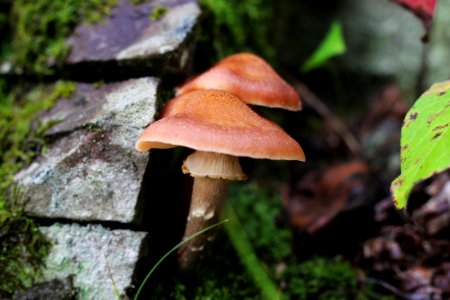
[362,205,450,300]
[413,172,450,236]
[283,160,371,234]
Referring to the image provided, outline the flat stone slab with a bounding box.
[15,77,158,223]
[65,0,200,77]
[39,223,148,300]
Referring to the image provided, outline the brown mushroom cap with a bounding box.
[176,53,302,111]
[135,89,305,161]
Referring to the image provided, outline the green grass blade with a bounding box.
[133,219,229,300]
[223,202,281,300]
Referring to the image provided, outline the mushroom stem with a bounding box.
[178,150,247,271]
[178,176,229,272]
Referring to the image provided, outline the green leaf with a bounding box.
[391,81,450,209]
[301,21,346,73]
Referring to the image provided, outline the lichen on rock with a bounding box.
[39,223,148,300]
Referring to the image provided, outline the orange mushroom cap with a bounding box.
[176,53,302,111]
[135,90,305,161]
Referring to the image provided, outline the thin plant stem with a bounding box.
[133,219,229,300]
[223,202,281,300]
[100,245,120,299]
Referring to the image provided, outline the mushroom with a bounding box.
[176,52,302,111]
[136,89,304,271]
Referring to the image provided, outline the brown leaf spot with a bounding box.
[284,160,370,234]
[438,91,446,96]
[395,178,404,186]
[391,193,402,210]
[433,124,448,131]
[410,112,418,120]
[427,112,440,127]
[401,144,409,152]
[432,132,442,140]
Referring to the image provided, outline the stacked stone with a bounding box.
[14,1,200,299]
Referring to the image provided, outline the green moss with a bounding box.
[92,80,105,89]
[282,257,395,300]
[228,182,292,264]
[151,231,259,300]
[150,5,170,21]
[2,0,118,75]
[0,80,76,194]
[198,0,276,63]
[131,0,151,5]
[84,123,104,132]
[0,80,76,297]
[0,187,51,296]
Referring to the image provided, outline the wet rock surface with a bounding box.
[16,78,158,223]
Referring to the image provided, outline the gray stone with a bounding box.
[15,78,158,223]
[39,223,148,300]
[13,276,78,300]
[339,0,425,90]
[66,0,200,75]
[426,0,450,87]
[339,0,450,91]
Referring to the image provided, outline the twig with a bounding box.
[288,76,362,156]
[100,244,121,299]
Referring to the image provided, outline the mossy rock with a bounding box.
[1,0,200,80]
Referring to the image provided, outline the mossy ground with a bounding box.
[148,182,394,300]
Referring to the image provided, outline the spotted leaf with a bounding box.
[391,80,450,209]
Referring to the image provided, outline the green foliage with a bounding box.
[198,0,275,62]
[3,0,118,75]
[0,80,76,296]
[301,21,346,73]
[391,80,450,209]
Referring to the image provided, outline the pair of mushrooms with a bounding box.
[135,53,305,271]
